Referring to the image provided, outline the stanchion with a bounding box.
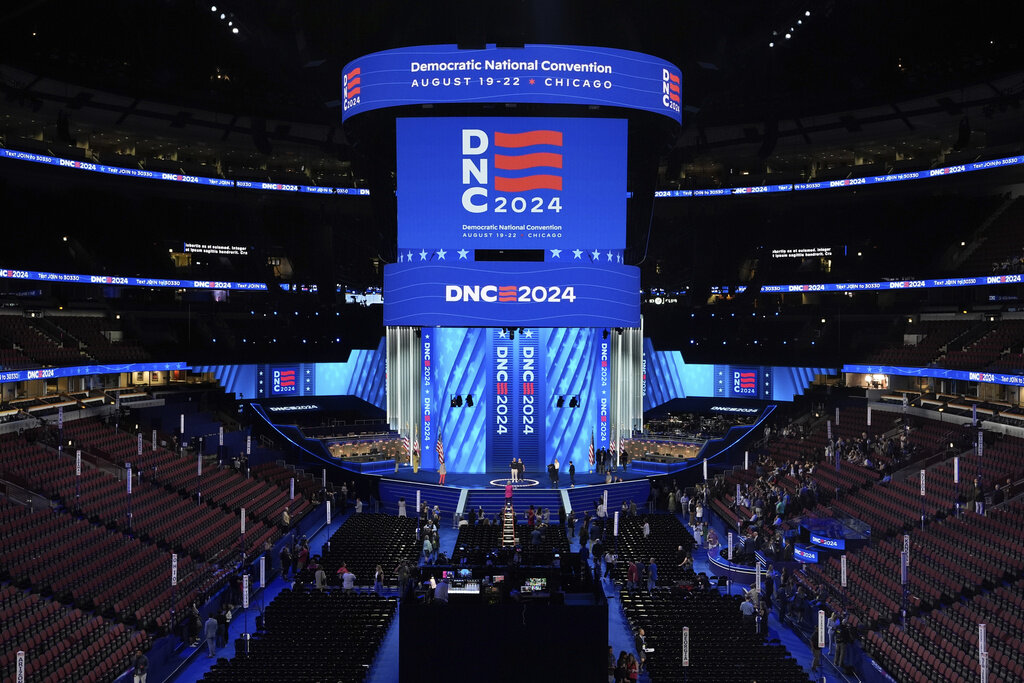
[841,554,848,612]
[954,456,960,517]
[197,453,203,506]
[171,553,178,639]
[240,508,247,568]
[979,623,988,683]
[15,650,25,683]
[242,573,250,653]
[126,462,133,536]
[75,449,81,512]
[681,626,689,681]
[900,550,909,630]
[920,469,927,530]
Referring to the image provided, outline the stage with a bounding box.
[370,466,655,519]
[381,466,652,490]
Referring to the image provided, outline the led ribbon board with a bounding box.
[397,117,627,250]
[383,261,641,328]
[341,44,682,123]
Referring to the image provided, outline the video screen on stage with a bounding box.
[396,117,627,250]
[384,260,640,328]
[342,44,682,122]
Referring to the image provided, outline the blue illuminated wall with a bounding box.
[195,338,386,408]
[543,327,601,476]
[431,327,489,474]
[642,339,834,410]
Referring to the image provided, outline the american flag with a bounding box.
[588,429,595,467]
[436,432,445,465]
[402,432,411,458]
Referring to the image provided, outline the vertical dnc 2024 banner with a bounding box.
[396,117,627,250]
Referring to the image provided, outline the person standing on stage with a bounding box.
[438,458,446,486]
[569,460,576,487]
[510,458,518,483]
[553,457,560,486]
[517,458,525,481]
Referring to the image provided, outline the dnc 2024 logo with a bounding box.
[461,128,564,215]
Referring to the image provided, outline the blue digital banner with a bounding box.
[421,328,435,461]
[5,145,1023,202]
[341,44,682,122]
[489,328,516,472]
[383,261,640,327]
[842,364,1024,387]
[810,533,847,550]
[794,544,820,563]
[0,266,267,291]
[0,148,368,195]
[596,335,611,451]
[760,273,1023,294]
[433,327,488,473]
[518,328,543,471]
[396,117,626,250]
[0,362,187,384]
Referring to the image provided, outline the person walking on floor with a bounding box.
[204,615,218,657]
[374,564,385,594]
[811,623,824,673]
[131,649,148,683]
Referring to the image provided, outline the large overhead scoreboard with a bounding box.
[349,45,679,473]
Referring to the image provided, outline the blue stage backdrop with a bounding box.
[642,339,835,410]
[193,338,386,407]
[420,327,606,474]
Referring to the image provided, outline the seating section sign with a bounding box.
[397,117,626,250]
[342,44,682,122]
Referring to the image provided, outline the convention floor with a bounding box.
[172,511,853,683]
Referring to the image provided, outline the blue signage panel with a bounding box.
[342,44,682,122]
[0,266,267,291]
[794,544,820,563]
[842,364,1024,388]
[761,273,1023,294]
[0,362,187,384]
[810,533,847,550]
[397,117,626,250]
[383,261,640,327]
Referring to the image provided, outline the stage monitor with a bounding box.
[441,570,455,579]
[526,577,547,592]
[492,575,505,583]
[396,117,627,251]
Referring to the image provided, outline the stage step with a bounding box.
[378,479,463,518]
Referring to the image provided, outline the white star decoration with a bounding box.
[437,248,447,260]
[419,249,428,261]
[550,249,562,259]
[523,329,534,338]
[398,253,404,263]
[457,249,469,260]
[606,251,613,261]
[407,251,413,261]
[591,249,601,261]
[572,249,583,260]
[617,253,622,263]
[498,329,508,338]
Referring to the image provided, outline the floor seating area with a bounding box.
[0,499,228,631]
[0,583,148,683]
[609,515,696,588]
[619,587,810,682]
[198,589,396,683]
[294,513,420,588]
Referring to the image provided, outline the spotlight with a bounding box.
[450,396,459,408]
[465,394,474,408]
[569,396,579,409]
[805,10,811,16]
[220,13,226,19]
[232,27,239,34]
[785,33,792,39]
[456,395,463,408]
[556,396,565,408]
[211,5,217,11]
[602,329,609,339]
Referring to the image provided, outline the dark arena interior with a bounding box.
[2,2,1024,682]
